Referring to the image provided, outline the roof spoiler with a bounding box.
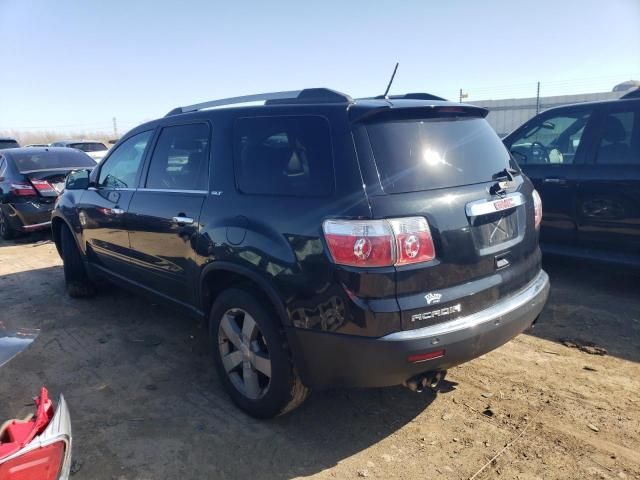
[368,92,447,101]
[165,88,353,116]
[350,104,489,123]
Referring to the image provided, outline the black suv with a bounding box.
[503,92,640,266]
[52,88,550,417]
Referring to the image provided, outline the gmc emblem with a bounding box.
[493,198,515,211]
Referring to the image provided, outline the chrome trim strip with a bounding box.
[465,192,525,217]
[22,221,52,230]
[136,188,207,194]
[0,395,72,479]
[383,270,549,341]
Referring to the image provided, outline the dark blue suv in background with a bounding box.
[503,92,640,266]
[52,88,549,418]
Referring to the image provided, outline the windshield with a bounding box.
[12,149,96,172]
[0,140,20,150]
[69,142,107,152]
[365,117,518,193]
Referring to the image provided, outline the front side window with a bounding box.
[145,123,210,191]
[234,116,334,197]
[508,110,592,165]
[595,106,640,165]
[98,131,152,188]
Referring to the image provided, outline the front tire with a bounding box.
[60,226,95,298]
[210,288,309,418]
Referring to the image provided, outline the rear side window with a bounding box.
[145,123,210,191]
[365,117,517,193]
[234,116,334,197]
[11,149,95,172]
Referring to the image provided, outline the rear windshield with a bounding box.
[69,142,107,152]
[12,150,96,172]
[0,140,20,150]
[365,117,517,193]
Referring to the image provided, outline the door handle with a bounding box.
[111,207,125,215]
[543,177,567,185]
[173,216,194,225]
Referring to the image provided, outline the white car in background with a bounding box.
[50,140,109,162]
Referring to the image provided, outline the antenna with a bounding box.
[383,62,399,99]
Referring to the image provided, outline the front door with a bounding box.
[506,107,596,246]
[79,130,154,273]
[126,122,211,305]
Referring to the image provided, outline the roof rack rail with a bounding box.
[166,88,352,116]
[370,92,447,101]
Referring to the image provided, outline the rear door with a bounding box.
[504,106,596,246]
[79,130,154,273]
[353,108,540,330]
[575,100,640,259]
[126,122,210,305]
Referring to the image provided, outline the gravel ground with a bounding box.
[1,234,639,480]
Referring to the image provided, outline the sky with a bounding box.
[0,0,638,136]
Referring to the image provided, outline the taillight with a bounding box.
[30,179,56,195]
[323,217,435,267]
[10,183,36,196]
[323,219,394,267]
[0,441,65,480]
[532,189,542,229]
[388,217,435,265]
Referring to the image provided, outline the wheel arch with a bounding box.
[51,214,83,259]
[200,262,290,328]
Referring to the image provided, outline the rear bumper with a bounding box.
[2,202,53,231]
[290,269,550,389]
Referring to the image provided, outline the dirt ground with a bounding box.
[1,234,639,480]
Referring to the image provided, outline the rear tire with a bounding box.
[0,210,15,240]
[60,226,95,298]
[210,288,309,418]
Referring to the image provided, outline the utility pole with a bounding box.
[459,88,463,103]
[112,117,118,138]
[535,82,540,114]
[459,89,468,103]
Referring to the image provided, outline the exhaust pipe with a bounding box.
[404,370,447,393]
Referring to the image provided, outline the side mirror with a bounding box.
[65,169,91,190]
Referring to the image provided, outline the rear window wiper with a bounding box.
[492,167,519,182]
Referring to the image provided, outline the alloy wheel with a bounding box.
[218,308,272,400]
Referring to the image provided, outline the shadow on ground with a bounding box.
[0,265,441,479]
[528,255,640,364]
[0,230,53,248]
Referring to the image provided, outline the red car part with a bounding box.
[0,388,72,480]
